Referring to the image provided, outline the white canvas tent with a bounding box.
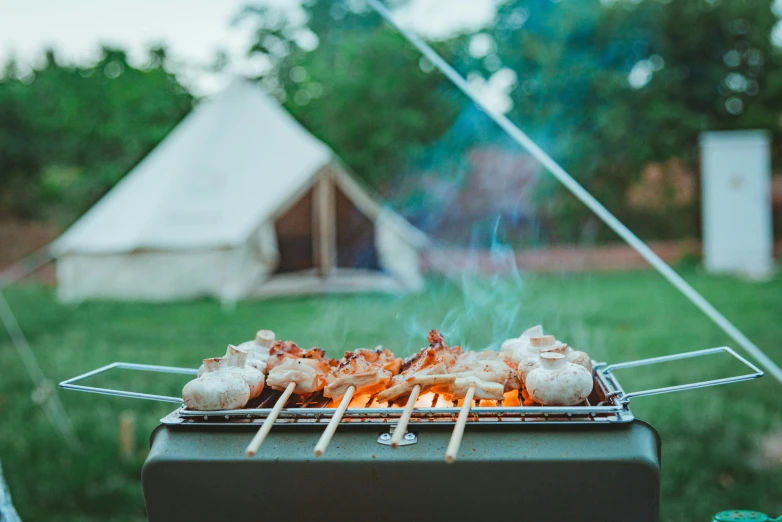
[52,79,427,302]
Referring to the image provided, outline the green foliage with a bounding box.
[483,0,782,241]
[284,29,460,189]
[0,47,193,224]
[1,271,781,520]
[235,0,782,243]
[237,0,460,190]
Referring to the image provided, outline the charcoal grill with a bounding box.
[61,346,763,522]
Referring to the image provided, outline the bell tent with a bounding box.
[52,79,427,302]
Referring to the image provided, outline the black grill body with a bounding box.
[142,420,660,522]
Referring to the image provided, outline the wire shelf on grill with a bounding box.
[161,407,631,426]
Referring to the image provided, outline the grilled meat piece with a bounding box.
[269,340,303,357]
[266,341,328,372]
[440,350,521,401]
[324,347,402,400]
[266,343,334,394]
[375,330,460,404]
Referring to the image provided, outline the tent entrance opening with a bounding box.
[274,189,314,273]
[335,187,379,270]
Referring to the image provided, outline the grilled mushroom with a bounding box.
[525,352,593,406]
[540,340,593,373]
[500,324,544,366]
[197,330,276,378]
[237,329,276,373]
[224,345,265,399]
[517,335,565,384]
[183,357,251,411]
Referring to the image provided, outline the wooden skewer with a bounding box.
[444,386,476,464]
[390,384,421,448]
[314,385,355,457]
[245,382,296,457]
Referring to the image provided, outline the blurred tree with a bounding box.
[0,60,41,218]
[0,46,193,223]
[237,0,782,243]
[236,0,460,190]
[4,0,781,244]
[478,0,781,242]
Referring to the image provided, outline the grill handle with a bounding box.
[597,346,764,401]
[59,362,196,404]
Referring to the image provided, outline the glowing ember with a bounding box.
[331,389,521,409]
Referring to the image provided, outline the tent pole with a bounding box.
[312,173,322,273]
[0,246,53,290]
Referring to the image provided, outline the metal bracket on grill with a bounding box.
[59,362,195,403]
[377,428,417,446]
[597,346,764,402]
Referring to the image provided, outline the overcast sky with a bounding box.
[9,0,776,111]
[0,0,502,95]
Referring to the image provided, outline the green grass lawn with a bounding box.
[1,270,781,521]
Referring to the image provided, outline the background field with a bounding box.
[1,270,781,521]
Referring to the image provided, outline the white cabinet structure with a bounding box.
[700,130,773,278]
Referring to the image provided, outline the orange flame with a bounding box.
[331,390,521,408]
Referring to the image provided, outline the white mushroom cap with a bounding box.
[526,352,593,406]
[183,370,250,411]
[501,337,526,353]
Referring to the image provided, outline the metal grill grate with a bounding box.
[60,346,762,427]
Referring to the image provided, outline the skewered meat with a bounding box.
[324,347,402,400]
[525,352,593,406]
[266,343,334,394]
[183,357,250,411]
[268,340,304,360]
[375,330,460,404]
[186,326,594,410]
[266,341,308,371]
[360,346,402,374]
[266,359,328,394]
[441,350,521,401]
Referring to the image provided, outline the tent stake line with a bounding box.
[367,0,782,385]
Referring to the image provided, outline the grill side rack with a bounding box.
[59,346,763,427]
